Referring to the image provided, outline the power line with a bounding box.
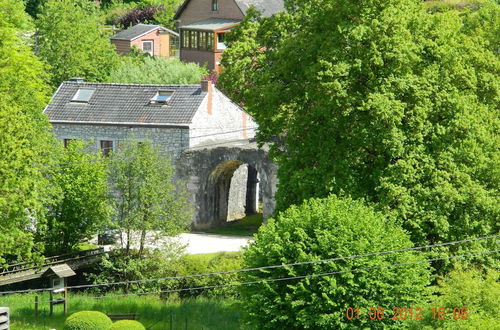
[3,249,498,307]
[0,234,497,295]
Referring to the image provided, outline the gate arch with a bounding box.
[175,144,277,230]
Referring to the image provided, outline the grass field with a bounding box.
[2,293,245,329]
[206,214,263,236]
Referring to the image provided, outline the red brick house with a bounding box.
[174,0,284,71]
[110,24,179,58]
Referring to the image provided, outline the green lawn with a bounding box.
[206,214,263,236]
[3,293,245,329]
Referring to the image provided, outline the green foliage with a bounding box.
[43,140,111,255]
[3,0,33,29]
[424,0,486,13]
[220,0,500,263]
[163,252,243,298]
[0,0,55,264]
[108,139,191,253]
[108,320,145,330]
[240,195,431,329]
[109,57,206,85]
[87,247,184,293]
[64,311,112,330]
[102,1,136,25]
[411,267,500,329]
[36,0,119,87]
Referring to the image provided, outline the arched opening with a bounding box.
[208,160,261,226]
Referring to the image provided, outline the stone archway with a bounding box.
[208,160,261,224]
[175,143,277,230]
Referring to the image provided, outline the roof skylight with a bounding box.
[151,91,173,104]
[72,89,95,103]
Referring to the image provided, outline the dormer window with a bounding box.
[72,88,95,103]
[212,0,218,11]
[151,91,173,104]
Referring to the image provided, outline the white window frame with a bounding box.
[142,40,154,56]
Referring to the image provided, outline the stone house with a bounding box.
[110,24,179,57]
[44,78,256,158]
[174,0,284,71]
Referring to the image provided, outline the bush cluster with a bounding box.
[64,311,146,330]
[63,311,112,330]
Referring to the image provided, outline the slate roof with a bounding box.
[234,0,285,17]
[42,264,76,278]
[174,0,284,19]
[110,24,178,41]
[180,18,241,31]
[44,82,207,126]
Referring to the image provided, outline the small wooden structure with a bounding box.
[42,263,75,315]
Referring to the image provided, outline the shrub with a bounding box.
[109,57,206,85]
[410,267,499,329]
[162,251,243,298]
[108,320,145,330]
[118,6,159,28]
[64,311,112,330]
[240,195,431,329]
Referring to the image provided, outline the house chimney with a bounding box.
[201,80,213,115]
[201,80,211,92]
[69,77,85,83]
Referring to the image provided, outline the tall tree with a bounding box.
[36,0,119,87]
[220,0,499,252]
[43,141,111,255]
[109,139,191,254]
[0,0,55,264]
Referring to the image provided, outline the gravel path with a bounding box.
[112,231,253,255]
[178,233,253,254]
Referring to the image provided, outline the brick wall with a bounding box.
[177,0,244,27]
[180,48,220,70]
[51,124,190,158]
[129,30,166,57]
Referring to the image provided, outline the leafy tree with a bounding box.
[240,195,431,329]
[0,0,55,264]
[108,139,191,254]
[36,0,119,87]
[109,57,206,84]
[220,0,500,255]
[43,141,111,255]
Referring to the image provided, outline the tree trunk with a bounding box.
[139,229,146,254]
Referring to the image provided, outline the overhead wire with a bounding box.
[2,248,498,306]
[0,234,497,296]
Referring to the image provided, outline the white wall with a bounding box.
[189,87,257,147]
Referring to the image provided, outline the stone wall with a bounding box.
[51,124,190,158]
